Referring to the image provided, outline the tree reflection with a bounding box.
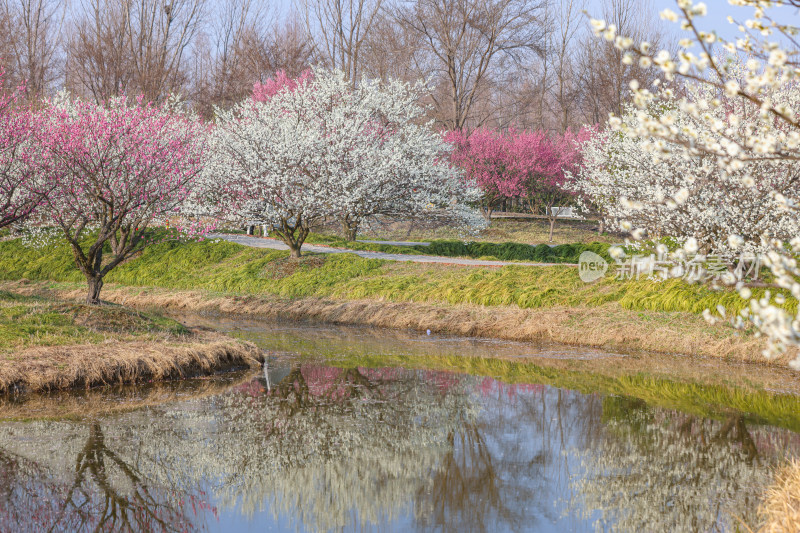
[0,365,796,533]
[570,397,795,533]
[0,420,213,532]
[415,380,604,532]
[197,364,476,530]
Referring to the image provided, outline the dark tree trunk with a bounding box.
[341,216,359,242]
[86,276,104,305]
[289,245,302,258]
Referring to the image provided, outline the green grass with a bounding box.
[305,232,612,263]
[0,289,189,353]
[0,235,787,317]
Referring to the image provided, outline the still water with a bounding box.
[0,320,798,532]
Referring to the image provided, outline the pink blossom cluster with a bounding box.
[0,71,39,229]
[33,97,206,231]
[252,69,313,102]
[445,126,594,218]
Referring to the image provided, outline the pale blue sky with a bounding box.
[651,0,800,42]
[267,0,800,43]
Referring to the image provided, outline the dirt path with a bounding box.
[211,233,576,267]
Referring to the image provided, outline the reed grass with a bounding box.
[760,459,800,533]
[0,288,262,394]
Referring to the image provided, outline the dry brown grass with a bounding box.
[0,330,263,395]
[760,460,800,533]
[10,280,786,365]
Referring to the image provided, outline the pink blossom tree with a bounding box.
[30,95,207,304]
[445,128,526,220]
[0,73,41,229]
[519,128,593,242]
[447,127,593,239]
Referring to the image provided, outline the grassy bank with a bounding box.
[760,460,800,532]
[0,235,787,362]
[0,236,776,315]
[0,289,262,394]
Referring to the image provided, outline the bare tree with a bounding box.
[577,0,668,124]
[0,0,64,97]
[301,0,383,85]
[192,3,313,117]
[551,0,584,132]
[359,8,423,83]
[191,0,266,115]
[396,0,545,131]
[0,8,16,84]
[237,16,314,83]
[67,0,205,103]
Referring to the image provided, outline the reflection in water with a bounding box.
[570,397,800,533]
[0,420,214,532]
[0,361,797,532]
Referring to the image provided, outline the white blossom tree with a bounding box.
[589,1,800,367]
[198,68,484,255]
[570,69,800,259]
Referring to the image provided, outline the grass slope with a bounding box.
[0,288,263,394]
[0,289,188,353]
[0,236,781,317]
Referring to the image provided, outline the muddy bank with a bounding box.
[6,280,788,366]
[0,330,263,395]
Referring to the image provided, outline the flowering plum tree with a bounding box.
[30,95,207,304]
[448,127,590,240]
[445,128,526,220]
[589,1,800,366]
[252,69,313,102]
[202,68,483,251]
[518,128,592,242]
[0,74,40,229]
[570,83,800,258]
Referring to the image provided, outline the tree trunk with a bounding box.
[289,245,302,258]
[86,276,104,305]
[341,216,359,242]
[598,218,605,234]
[548,217,557,242]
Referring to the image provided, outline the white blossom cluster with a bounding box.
[570,74,800,259]
[194,68,484,253]
[589,1,800,367]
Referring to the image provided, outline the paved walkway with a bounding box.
[358,239,430,247]
[212,233,576,267]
